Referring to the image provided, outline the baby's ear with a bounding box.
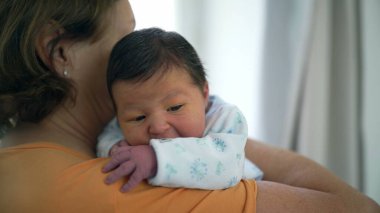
[35,21,69,77]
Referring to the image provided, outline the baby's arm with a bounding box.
[149,97,260,189]
[99,96,262,191]
[205,96,263,180]
[149,134,246,189]
[104,133,247,191]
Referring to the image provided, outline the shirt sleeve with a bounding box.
[149,97,249,190]
[96,118,124,157]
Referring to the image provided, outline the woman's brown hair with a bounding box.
[0,0,118,136]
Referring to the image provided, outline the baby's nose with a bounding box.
[148,116,170,138]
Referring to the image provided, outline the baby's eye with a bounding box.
[132,115,146,122]
[167,104,184,112]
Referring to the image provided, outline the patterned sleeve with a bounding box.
[149,135,246,189]
[149,97,250,190]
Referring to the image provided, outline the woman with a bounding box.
[0,0,378,212]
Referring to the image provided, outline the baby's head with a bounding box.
[107,28,209,145]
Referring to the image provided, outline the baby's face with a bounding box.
[112,67,209,146]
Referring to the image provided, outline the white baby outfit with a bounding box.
[97,95,263,190]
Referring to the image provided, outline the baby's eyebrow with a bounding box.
[118,106,142,118]
[163,91,182,101]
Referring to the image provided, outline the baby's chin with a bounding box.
[177,132,204,139]
[125,137,153,146]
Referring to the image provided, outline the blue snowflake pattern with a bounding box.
[174,143,186,153]
[190,159,208,181]
[215,161,225,176]
[236,153,242,161]
[235,111,243,124]
[196,138,206,145]
[165,164,177,180]
[212,137,227,152]
[236,153,243,166]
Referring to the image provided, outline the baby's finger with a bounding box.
[120,172,143,192]
[104,161,135,185]
[111,145,133,155]
[109,145,120,156]
[119,140,129,146]
[102,151,131,173]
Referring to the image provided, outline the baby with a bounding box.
[98,28,263,192]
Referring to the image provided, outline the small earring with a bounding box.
[63,69,68,77]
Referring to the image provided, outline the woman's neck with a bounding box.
[1,122,95,157]
[1,96,114,157]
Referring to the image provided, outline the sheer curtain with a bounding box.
[278,0,362,187]
[261,0,380,202]
[361,0,380,203]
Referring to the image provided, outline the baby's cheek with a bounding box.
[120,127,146,146]
[124,134,148,146]
[193,123,206,137]
[180,118,206,138]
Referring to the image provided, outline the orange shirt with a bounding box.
[0,142,257,213]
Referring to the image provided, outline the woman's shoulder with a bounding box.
[0,142,95,170]
[0,142,258,213]
[0,142,115,212]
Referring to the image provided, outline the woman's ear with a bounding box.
[35,21,69,76]
[203,82,209,103]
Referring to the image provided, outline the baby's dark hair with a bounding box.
[107,27,207,98]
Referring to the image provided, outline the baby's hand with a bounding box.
[109,140,129,156]
[102,142,157,192]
